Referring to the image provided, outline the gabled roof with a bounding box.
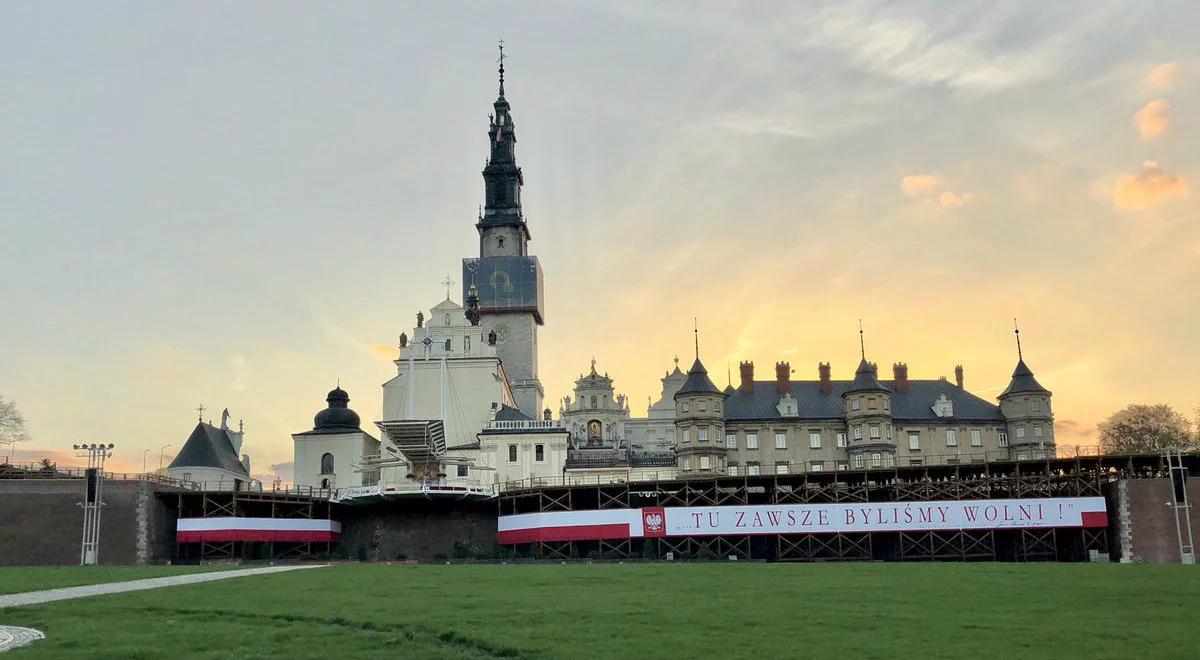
[169,422,249,476]
[676,358,720,397]
[494,404,532,421]
[724,379,1003,423]
[999,359,1050,397]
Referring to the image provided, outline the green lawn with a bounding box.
[3,563,1198,659]
[0,565,231,595]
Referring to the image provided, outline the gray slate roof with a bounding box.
[169,423,249,476]
[494,404,532,421]
[725,379,1004,423]
[999,360,1050,397]
[846,358,889,394]
[676,358,720,397]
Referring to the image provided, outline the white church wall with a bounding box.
[481,430,568,487]
[292,431,377,490]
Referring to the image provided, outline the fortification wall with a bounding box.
[336,500,498,561]
[1115,477,1200,563]
[0,480,176,566]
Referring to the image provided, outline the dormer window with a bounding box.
[932,394,954,418]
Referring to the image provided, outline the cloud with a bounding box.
[900,174,942,196]
[1112,161,1190,211]
[229,354,248,392]
[371,342,397,358]
[938,191,974,208]
[1145,62,1179,89]
[1133,99,1170,140]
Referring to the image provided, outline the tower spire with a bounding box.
[694,317,700,360]
[497,39,506,98]
[1013,318,1023,361]
[858,319,866,360]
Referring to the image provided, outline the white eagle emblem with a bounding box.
[644,512,664,532]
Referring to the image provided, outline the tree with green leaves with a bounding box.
[1098,403,1195,454]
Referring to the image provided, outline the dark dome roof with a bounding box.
[313,386,361,432]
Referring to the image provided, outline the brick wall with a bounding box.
[1118,478,1200,563]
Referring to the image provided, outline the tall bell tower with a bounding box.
[462,42,545,416]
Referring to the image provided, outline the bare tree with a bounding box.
[0,395,30,451]
[1098,403,1195,454]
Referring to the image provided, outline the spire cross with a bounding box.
[858,319,866,359]
[441,276,455,299]
[195,404,205,422]
[497,39,506,95]
[1013,318,1023,361]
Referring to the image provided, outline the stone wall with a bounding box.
[0,479,175,566]
[1116,477,1200,563]
[336,499,498,561]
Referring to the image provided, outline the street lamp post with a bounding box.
[73,443,115,565]
[159,444,171,472]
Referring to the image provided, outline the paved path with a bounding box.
[0,564,327,609]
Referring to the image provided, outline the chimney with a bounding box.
[739,361,755,394]
[870,362,879,375]
[775,362,791,394]
[818,362,832,394]
[954,364,964,389]
[893,362,909,392]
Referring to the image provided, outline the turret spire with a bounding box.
[693,317,700,360]
[1013,317,1023,361]
[858,319,866,360]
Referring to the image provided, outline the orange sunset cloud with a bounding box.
[1133,99,1170,140]
[1112,161,1190,211]
[1145,62,1179,89]
[900,174,942,196]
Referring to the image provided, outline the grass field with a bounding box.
[0,565,230,595]
[2,563,1198,659]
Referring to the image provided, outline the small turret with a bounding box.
[999,321,1054,458]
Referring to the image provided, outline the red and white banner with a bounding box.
[497,497,1108,544]
[177,517,342,543]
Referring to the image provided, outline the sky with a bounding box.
[2,1,1197,483]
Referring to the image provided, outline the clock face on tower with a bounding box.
[494,324,511,343]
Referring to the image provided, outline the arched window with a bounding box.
[320,453,334,475]
[498,236,505,250]
[444,314,451,326]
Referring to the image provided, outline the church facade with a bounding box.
[288,52,1056,500]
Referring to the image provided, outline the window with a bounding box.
[444,314,450,326]
[747,433,759,450]
[728,465,739,476]
[591,395,598,408]
[775,432,787,450]
[837,432,847,448]
[853,455,864,468]
[871,453,882,467]
[1016,427,1026,439]
[457,464,468,477]
[699,401,707,412]
[700,456,710,470]
[909,458,924,466]
[682,402,690,413]
[682,429,691,443]
[683,457,692,471]
[1034,425,1043,438]
[535,444,545,462]
[508,445,518,463]
[999,431,1009,447]
[1032,400,1041,412]
[775,462,789,475]
[714,402,721,412]
[809,432,821,449]
[698,427,709,442]
[747,462,761,476]
[853,427,863,441]
[809,461,824,472]
[946,429,958,446]
[870,425,880,439]
[868,398,878,410]
[851,399,861,411]
[444,339,452,351]
[320,453,334,475]
[497,236,505,250]
[908,432,920,451]
[725,433,737,449]
[971,429,982,447]
[182,472,192,482]
[836,461,848,471]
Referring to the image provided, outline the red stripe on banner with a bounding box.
[177,530,341,543]
[1081,511,1108,528]
[498,523,630,544]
